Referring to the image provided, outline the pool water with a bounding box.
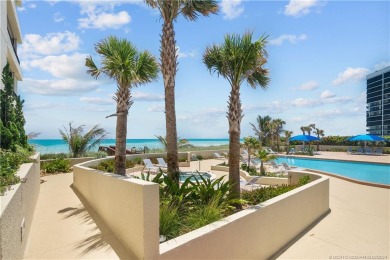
[276,157,390,185]
[180,172,213,182]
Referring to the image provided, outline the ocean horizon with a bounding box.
[29,138,233,154]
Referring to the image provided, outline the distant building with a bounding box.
[0,0,23,93]
[366,66,390,136]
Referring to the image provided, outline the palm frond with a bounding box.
[182,0,219,21]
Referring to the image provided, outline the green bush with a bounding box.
[91,159,135,173]
[242,176,311,205]
[241,163,258,176]
[42,158,71,174]
[40,153,70,160]
[0,146,33,195]
[133,157,142,165]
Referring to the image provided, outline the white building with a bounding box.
[0,0,23,93]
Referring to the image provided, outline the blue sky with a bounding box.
[17,0,390,139]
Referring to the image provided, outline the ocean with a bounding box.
[28,139,230,154]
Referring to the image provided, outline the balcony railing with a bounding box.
[7,27,20,64]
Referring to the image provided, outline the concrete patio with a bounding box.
[23,152,390,259]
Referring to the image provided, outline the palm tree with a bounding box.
[307,124,316,136]
[284,130,293,154]
[314,128,325,151]
[243,136,260,168]
[256,149,276,175]
[145,0,218,183]
[86,36,159,175]
[203,32,269,200]
[270,118,285,151]
[60,123,106,158]
[250,115,271,146]
[155,135,190,151]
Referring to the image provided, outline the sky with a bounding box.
[16,0,390,139]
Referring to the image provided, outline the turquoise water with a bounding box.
[28,139,230,154]
[276,156,390,185]
[179,172,212,182]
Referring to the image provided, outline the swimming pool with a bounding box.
[276,157,390,185]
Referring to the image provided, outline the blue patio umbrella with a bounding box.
[347,134,387,149]
[289,135,320,148]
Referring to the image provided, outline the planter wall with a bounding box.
[0,153,40,259]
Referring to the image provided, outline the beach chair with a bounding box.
[242,149,249,156]
[365,147,372,155]
[156,158,168,169]
[374,148,383,156]
[356,147,364,155]
[214,153,225,159]
[347,147,353,154]
[282,162,292,171]
[270,161,285,173]
[240,176,262,191]
[289,148,296,155]
[265,148,277,154]
[142,159,159,174]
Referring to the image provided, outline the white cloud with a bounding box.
[21,78,99,96]
[269,34,307,46]
[291,98,321,107]
[54,12,65,22]
[20,31,80,56]
[332,67,369,86]
[284,0,321,17]
[78,2,131,30]
[176,47,197,59]
[29,3,37,8]
[297,80,318,90]
[133,92,164,102]
[320,90,335,99]
[220,0,244,20]
[22,53,89,80]
[323,96,352,104]
[374,61,390,71]
[148,104,164,112]
[80,97,114,105]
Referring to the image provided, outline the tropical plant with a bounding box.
[203,31,269,201]
[243,136,260,168]
[86,36,159,175]
[284,130,293,154]
[270,118,285,151]
[0,62,28,151]
[59,123,106,158]
[155,135,190,151]
[145,0,219,184]
[250,115,272,146]
[314,128,325,151]
[41,158,71,174]
[255,149,276,175]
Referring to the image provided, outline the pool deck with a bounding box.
[23,152,389,259]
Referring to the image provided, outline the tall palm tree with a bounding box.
[145,0,218,183]
[155,135,190,151]
[284,130,293,154]
[60,123,106,158]
[250,115,271,146]
[86,36,159,175]
[314,128,325,151]
[272,118,286,151]
[243,136,260,168]
[307,124,316,136]
[203,32,269,200]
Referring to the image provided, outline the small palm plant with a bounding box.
[59,123,106,158]
[243,136,260,168]
[155,135,190,151]
[256,149,276,175]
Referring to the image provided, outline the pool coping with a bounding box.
[304,169,390,189]
[278,154,390,166]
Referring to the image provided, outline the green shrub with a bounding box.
[133,157,142,165]
[91,159,135,173]
[42,158,71,174]
[159,201,182,240]
[241,163,258,176]
[298,175,311,186]
[40,153,70,160]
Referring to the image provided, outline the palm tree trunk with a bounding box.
[114,86,130,176]
[260,161,265,175]
[228,85,242,201]
[161,20,179,183]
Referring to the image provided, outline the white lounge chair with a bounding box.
[270,161,285,173]
[142,159,159,174]
[156,158,168,169]
[242,149,249,156]
[214,153,225,159]
[240,176,262,191]
[365,147,372,155]
[265,148,277,154]
[374,148,383,156]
